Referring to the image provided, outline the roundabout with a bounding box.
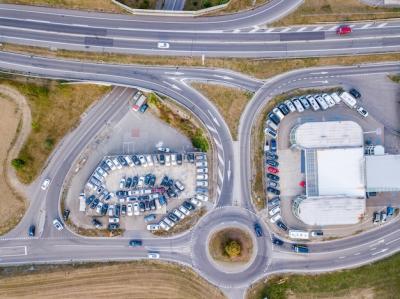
[190,207,272,288]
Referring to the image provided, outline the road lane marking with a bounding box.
[297,27,307,32]
[385,237,400,245]
[361,23,372,29]
[0,246,27,257]
[369,239,385,247]
[250,26,260,33]
[280,27,291,33]
[206,124,217,133]
[354,252,360,256]
[371,248,388,256]
[328,25,337,31]
[207,110,221,127]
[313,26,323,32]
[377,23,387,28]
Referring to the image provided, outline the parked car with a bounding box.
[196,181,208,187]
[306,95,320,111]
[28,225,35,236]
[381,211,387,223]
[63,209,70,221]
[270,213,282,223]
[292,98,304,112]
[311,230,324,237]
[336,24,352,35]
[108,223,120,230]
[132,155,141,166]
[147,252,160,259]
[266,152,278,160]
[373,212,380,224]
[127,203,133,216]
[195,193,209,201]
[267,173,279,181]
[299,96,310,110]
[266,159,279,167]
[92,218,102,228]
[272,237,284,246]
[183,201,195,211]
[265,127,277,138]
[269,206,281,216]
[314,95,329,110]
[53,218,64,231]
[171,154,177,166]
[267,187,280,195]
[254,223,263,237]
[177,153,183,165]
[284,100,296,112]
[267,166,279,174]
[322,93,336,107]
[138,155,147,166]
[278,103,290,115]
[134,202,140,215]
[268,112,280,125]
[273,107,285,120]
[190,197,202,207]
[147,224,160,231]
[268,180,279,188]
[173,209,185,220]
[179,205,190,216]
[349,88,361,99]
[159,221,171,231]
[357,106,369,117]
[276,220,288,231]
[270,139,277,152]
[268,197,280,208]
[175,180,185,191]
[292,244,309,253]
[168,213,179,222]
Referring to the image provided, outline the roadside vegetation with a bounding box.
[216,0,267,14]
[273,0,400,26]
[209,228,253,263]
[247,251,400,299]
[252,87,341,209]
[184,0,229,11]
[389,74,400,84]
[1,0,125,13]
[0,261,226,298]
[0,92,26,235]
[148,93,210,152]
[191,83,253,140]
[117,0,157,9]
[1,75,111,184]
[4,44,400,81]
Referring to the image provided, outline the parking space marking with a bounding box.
[0,246,27,257]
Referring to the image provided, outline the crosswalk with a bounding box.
[225,21,394,34]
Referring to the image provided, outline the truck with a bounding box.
[289,230,310,240]
[340,91,357,109]
[292,244,309,253]
[79,193,86,212]
[131,92,147,112]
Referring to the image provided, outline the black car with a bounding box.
[125,177,132,189]
[168,213,179,222]
[139,202,145,212]
[187,153,195,163]
[131,155,141,166]
[267,187,280,195]
[149,199,156,210]
[144,200,150,211]
[159,154,165,165]
[183,201,195,211]
[276,220,288,231]
[267,173,280,181]
[266,152,278,160]
[118,156,128,166]
[268,197,280,207]
[272,237,284,246]
[254,223,263,237]
[115,204,121,217]
[278,103,290,115]
[349,88,361,99]
[86,195,95,206]
[266,159,279,167]
[131,176,139,188]
[270,139,277,152]
[63,209,70,221]
[121,204,127,215]
[108,223,120,230]
[90,198,99,209]
[268,112,280,125]
[101,203,108,216]
[129,239,143,247]
[92,218,103,228]
[28,224,35,236]
[176,153,183,165]
[101,161,111,172]
[166,187,178,198]
[161,176,170,187]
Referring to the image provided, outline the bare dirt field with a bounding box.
[0,261,226,299]
[0,95,26,235]
[209,228,253,263]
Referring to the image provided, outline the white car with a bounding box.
[196,154,206,161]
[96,202,103,214]
[196,161,208,168]
[266,119,278,131]
[357,106,369,117]
[196,174,208,180]
[195,194,208,202]
[190,197,202,206]
[284,100,296,112]
[138,176,145,188]
[157,42,170,49]
[146,154,154,167]
[196,181,208,187]
[147,224,160,231]
[330,92,342,104]
[272,107,285,120]
[106,159,116,171]
[197,167,208,174]
[165,154,171,166]
[147,252,160,259]
[174,180,185,191]
[112,158,122,169]
[124,155,134,167]
[159,221,171,231]
[96,167,107,177]
[108,205,114,217]
[127,203,133,216]
[269,206,281,216]
[53,218,64,231]
[270,213,282,223]
[119,177,126,189]
[157,147,170,153]
[173,209,185,220]
[163,217,175,227]
[171,154,177,166]
[133,202,140,216]
[322,93,336,107]
[292,99,304,113]
[108,217,120,224]
[138,155,147,167]
[306,95,320,111]
[41,178,51,190]
[178,205,190,216]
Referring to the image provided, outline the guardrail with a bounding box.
[112,0,230,16]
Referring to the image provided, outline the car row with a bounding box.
[373,207,396,224]
[156,199,201,231]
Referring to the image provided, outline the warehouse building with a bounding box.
[365,155,400,192]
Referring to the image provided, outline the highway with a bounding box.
[0,50,399,297]
[0,4,400,57]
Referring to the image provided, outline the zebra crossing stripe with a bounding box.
[361,23,372,29]
[313,26,323,32]
[218,153,224,166]
[297,26,307,32]
[280,27,291,33]
[377,23,387,28]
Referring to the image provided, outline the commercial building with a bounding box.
[365,155,400,192]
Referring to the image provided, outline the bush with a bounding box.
[44,137,54,150]
[191,129,209,152]
[224,240,241,258]
[11,158,26,170]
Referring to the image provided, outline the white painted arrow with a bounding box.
[207,110,220,127]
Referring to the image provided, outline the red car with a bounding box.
[267,166,279,174]
[336,25,352,35]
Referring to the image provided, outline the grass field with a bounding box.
[209,228,253,263]
[1,0,125,13]
[0,93,26,235]
[191,83,253,140]
[3,43,400,81]
[1,76,111,184]
[0,261,226,299]
[247,251,400,299]
[273,0,400,26]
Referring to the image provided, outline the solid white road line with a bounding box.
[0,246,27,257]
[385,236,400,246]
[371,248,388,256]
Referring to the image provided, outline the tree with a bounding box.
[224,240,241,258]
[11,158,25,170]
[191,130,209,152]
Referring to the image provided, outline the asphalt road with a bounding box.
[0,52,400,297]
[0,4,400,57]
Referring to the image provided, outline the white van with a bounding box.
[272,107,285,120]
[289,230,310,240]
[340,91,357,108]
[330,92,342,104]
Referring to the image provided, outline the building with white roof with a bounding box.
[365,155,400,192]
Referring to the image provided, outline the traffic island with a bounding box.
[209,227,253,264]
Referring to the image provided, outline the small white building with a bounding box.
[365,155,400,192]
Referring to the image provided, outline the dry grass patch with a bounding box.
[3,43,400,80]
[2,76,111,184]
[0,261,226,299]
[209,227,253,263]
[1,0,126,13]
[191,83,253,140]
[0,95,26,235]
[273,0,400,26]
[117,0,157,9]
